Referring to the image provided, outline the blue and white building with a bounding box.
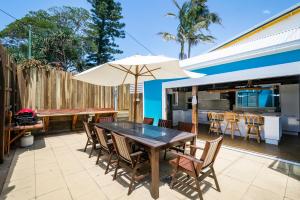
[144,3,300,145]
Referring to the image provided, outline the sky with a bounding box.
[0,0,299,59]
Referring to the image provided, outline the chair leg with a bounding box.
[236,122,242,136]
[84,139,89,152]
[89,144,94,158]
[224,122,229,134]
[211,167,220,192]
[164,149,167,160]
[256,127,261,143]
[113,159,120,180]
[194,176,203,200]
[128,166,138,195]
[96,148,102,164]
[170,167,178,189]
[105,153,113,174]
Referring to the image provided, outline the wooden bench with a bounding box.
[37,108,118,131]
[5,111,44,155]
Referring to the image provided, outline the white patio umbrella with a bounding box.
[74,55,203,123]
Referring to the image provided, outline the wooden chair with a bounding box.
[164,121,195,160]
[143,117,154,125]
[208,112,223,135]
[83,121,98,158]
[169,136,223,200]
[244,114,264,143]
[224,112,241,139]
[97,116,114,123]
[158,119,172,128]
[94,126,115,173]
[111,132,149,195]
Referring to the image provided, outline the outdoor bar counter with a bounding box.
[173,109,282,145]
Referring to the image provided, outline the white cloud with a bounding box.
[262,9,271,15]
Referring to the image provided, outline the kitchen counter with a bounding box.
[173,109,282,145]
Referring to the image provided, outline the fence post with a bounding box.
[0,57,5,163]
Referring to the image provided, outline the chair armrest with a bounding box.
[171,151,203,165]
[130,151,143,157]
[179,154,204,165]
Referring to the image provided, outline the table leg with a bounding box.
[72,115,78,131]
[150,148,160,199]
[43,116,50,132]
[95,114,99,123]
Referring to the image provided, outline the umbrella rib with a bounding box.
[108,64,129,73]
[140,67,161,75]
[122,65,132,84]
[119,64,135,75]
[143,66,159,79]
[138,65,146,75]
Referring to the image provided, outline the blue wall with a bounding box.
[192,49,300,75]
[144,49,300,123]
[144,80,166,125]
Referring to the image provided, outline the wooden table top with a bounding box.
[37,109,118,117]
[96,121,195,148]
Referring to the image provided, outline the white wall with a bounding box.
[280,84,300,133]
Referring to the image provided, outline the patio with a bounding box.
[1,131,299,200]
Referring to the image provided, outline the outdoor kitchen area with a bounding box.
[164,74,300,147]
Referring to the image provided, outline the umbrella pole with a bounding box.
[133,69,138,124]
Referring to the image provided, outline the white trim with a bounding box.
[209,3,300,52]
[181,37,300,70]
[162,61,300,119]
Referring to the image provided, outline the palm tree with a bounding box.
[158,0,189,59]
[159,0,221,59]
[186,0,221,57]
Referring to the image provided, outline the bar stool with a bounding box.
[244,114,264,143]
[208,112,223,135]
[224,112,241,139]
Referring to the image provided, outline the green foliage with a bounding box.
[0,6,92,72]
[160,0,221,59]
[86,0,125,65]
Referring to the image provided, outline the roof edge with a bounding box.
[209,3,300,52]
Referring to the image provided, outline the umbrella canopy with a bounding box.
[73,55,204,123]
[74,55,193,86]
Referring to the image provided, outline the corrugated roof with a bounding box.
[209,3,300,51]
[180,27,300,70]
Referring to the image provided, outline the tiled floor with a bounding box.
[198,124,300,163]
[0,132,299,200]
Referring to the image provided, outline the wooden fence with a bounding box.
[0,45,145,162]
[0,44,19,163]
[17,67,143,121]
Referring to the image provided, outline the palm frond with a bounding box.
[165,12,177,18]
[172,0,181,10]
[158,32,177,42]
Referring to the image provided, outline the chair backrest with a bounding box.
[83,121,93,139]
[200,136,223,170]
[143,117,154,125]
[224,112,238,121]
[111,132,132,164]
[94,126,110,151]
[244,114,264,125]
[97,116,114,123]
[158,119,172,128]
[177,121,195,133]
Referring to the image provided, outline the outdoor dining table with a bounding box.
[96,121,196,199]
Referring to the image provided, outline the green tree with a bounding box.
[159,0,221,59]
[0,6,91,71]
[86,0,125,65]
